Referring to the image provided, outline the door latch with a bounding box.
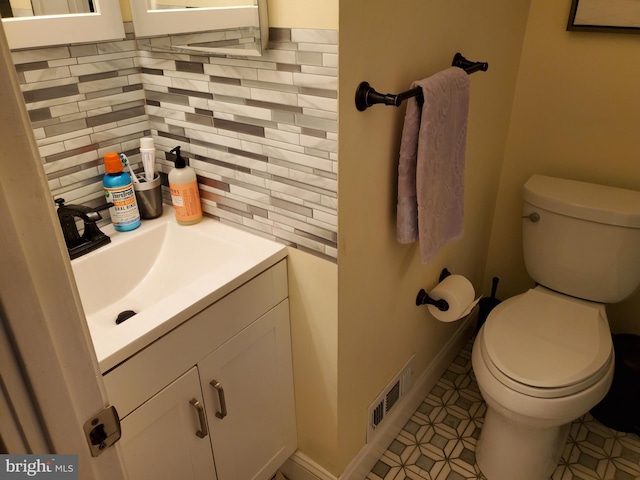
[83,406,121,457]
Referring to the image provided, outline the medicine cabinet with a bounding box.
[130,0,269,56]
[2,0,125,50]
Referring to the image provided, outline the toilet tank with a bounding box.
[522,175,640,303]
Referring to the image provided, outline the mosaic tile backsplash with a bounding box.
[12,24,338,260]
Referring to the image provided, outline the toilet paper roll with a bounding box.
[427,274,480,322]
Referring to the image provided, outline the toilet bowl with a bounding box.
[472,287,614,480]
[472,175,640,480]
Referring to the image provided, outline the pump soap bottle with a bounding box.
[103,152,141,231]
[168,146,202,225]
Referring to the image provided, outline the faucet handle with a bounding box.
[95,202,114,213]
[55,198,113,221]
[84,202,114,223]
[84,211,102,223]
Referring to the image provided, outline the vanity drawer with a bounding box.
[103,259,287,418]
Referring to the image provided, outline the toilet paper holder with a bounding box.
[416,268,451,312]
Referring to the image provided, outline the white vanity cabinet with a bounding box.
[103,260,296,480]
[199,300,296,480]
[119,367,217,480]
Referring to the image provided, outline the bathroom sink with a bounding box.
[72,206,287,372]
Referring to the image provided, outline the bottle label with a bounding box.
[170,180,202,221]
[105,184,140,227]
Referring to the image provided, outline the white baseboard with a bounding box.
[280,451,337,480]
[282,314,476,480]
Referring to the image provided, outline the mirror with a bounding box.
[131,0,268,56]
[1,0,94,18]
[146,0,254,9]
[2,0,125,50]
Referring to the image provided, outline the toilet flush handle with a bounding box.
[522,212,540,223]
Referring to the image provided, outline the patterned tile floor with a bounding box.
[366,338,640,480]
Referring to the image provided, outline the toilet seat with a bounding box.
[481,287,613,399]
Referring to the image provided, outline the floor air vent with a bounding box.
[366,356,414,443]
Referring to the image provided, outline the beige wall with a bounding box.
[9,0,32,11]
[286,248,338,471]
[337,0,531,473]
[485,0,640,335]
[268,0,337,29]
[119,0,131,21]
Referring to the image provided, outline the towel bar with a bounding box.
[355,53,488,112]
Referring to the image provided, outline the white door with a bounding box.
[0,18,127,479]
[120,368,217,480]
[198,301,297,480]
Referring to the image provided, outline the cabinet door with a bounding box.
[199,300,297,480]
[119,367,217,480]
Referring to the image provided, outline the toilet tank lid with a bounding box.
[523,175,640,228]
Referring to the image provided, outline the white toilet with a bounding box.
[472,174,640,480]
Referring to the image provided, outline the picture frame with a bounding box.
[567,0,640,34]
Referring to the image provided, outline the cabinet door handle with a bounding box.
[189,399,209,438]
[210,380,228,419]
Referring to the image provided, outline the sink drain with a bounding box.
[115,310,137,325]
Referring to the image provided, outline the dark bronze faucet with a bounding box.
[55,198,113,259]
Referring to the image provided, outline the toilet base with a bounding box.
[476,407,570,480]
